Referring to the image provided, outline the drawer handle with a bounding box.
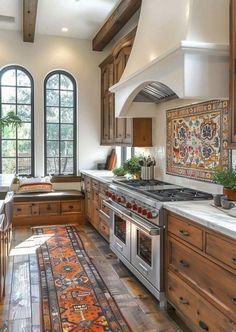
[232,298,236,304]
[47,205,51,210]
[178,230,190,236]
[69,205,74,209]
[17,208,22,212]
[232,257,236,265]
[179,260,189,268]
[179,297,189,305]
[199,320,209,331]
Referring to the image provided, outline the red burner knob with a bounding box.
[117,196,122,202]
[132,204,138,211]
[147,211,153,219]
[108,192,112,198]
[142,209,147,216]
[112,194,116,200]
[126,202,132,209]
[105,190,109,197]
[137,207,142,213]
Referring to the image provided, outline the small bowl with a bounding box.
[228,207,236,217]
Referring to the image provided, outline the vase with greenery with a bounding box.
[123,156,141,178]
[112,166,127,177]
[213,168,236,200]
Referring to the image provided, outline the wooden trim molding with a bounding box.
[51,176,82,183]
[230,0,236,143]
[92,0,141,51]
[23,0,38,43]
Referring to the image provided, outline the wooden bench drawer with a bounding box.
[61,201,82,214]
[168,237,236,321]
[14,204,31,217]
[168,214,203,250]
[39,202,60,215]
[206,232,236,270]
[167,271,236,332]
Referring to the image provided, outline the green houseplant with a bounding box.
[123,156,141,178]
[112,166,127,177]
[213,168,236,200]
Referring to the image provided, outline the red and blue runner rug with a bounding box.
[34,225,131,332]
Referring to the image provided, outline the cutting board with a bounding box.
[107,149,117,170]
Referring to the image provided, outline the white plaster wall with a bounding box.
[135,107,224,195]
[0,30,111,176]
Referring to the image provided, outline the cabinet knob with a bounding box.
[232,298,236,305]
[178,229,190,237]
[179,259,189,268]
[178,297,189,305]
[199,320,209,331]
[47,205,51,210]
[69,205,73,209]
[232,257,236,265]
[17,208,22,212]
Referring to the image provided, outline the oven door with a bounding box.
[107,203,131,261]
[131,223,162,289]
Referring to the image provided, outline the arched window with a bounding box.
[44,71,77,175]
[0,65,34,175]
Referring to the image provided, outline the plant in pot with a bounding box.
[112,166,127,177]
[213,168,236,200]
[123,156,141,179]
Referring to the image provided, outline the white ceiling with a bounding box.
[0,0,121,39]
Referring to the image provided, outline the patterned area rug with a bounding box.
[34,225,131,332]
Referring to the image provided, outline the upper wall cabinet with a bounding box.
[100,29,152,147]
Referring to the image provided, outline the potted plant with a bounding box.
[213,168,236,200]
[112,166,127,177]
[123,156,141,179]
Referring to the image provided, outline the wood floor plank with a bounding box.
[9,318,31,332]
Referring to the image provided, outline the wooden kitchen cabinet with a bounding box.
[84,175,110,242]
[100,28,152,146]
[165,210,236,330]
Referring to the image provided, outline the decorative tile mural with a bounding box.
[166,100,230,182]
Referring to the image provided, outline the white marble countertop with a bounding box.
[0,200,4,213]
[164,200,236,240]
[80,170,117,184]
[0,174,15,192]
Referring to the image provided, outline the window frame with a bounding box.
[44,70,77,176]
[0,65,34,176]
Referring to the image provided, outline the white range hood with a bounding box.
[110,0,230,117]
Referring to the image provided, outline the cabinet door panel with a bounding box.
[101,94,114,145]
[39,202,60,215]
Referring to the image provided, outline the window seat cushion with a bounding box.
[13,190,84,202]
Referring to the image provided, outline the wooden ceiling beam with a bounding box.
[92,0,141,51]
[23,0,38,43]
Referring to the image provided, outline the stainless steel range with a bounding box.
[104,179,213,303]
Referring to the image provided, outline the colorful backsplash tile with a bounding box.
[166,100,230,182]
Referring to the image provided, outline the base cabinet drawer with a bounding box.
[168,272,236,332]
[206,232,236,270]
[168,237,236,322]
[39,202,60,215]
[61,201,82,214]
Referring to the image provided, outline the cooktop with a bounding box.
[113,179,213,202]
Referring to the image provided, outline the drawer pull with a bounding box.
[179,260,189,268]
[178,229,190,236]
[199,320,209,331]
[69,205,74,209]
[17,208,22,212]
[47,205,51,210]
[232,257,236,265]
[178,297,189,305]
[232,298,236,304]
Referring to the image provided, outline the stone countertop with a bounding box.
[0,174,15,192]
[80,170,117,184]
[164,200,236,240]
[0,200,4,213]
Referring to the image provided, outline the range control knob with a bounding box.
[112,194,116,200]
[132,204,138,211]
[117,196,122,203]
[105,190,109,197]
[108,192,112,198]
[147,211,153,219]
[126,202,132,209]
[142,209,147,216]
[137,207,142,213]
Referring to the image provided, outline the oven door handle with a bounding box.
[104,200,160,236]
[125,214,160,236]
[103,200,124,219]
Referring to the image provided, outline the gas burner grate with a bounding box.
[146,188,213,201]
[114,179,169,187]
